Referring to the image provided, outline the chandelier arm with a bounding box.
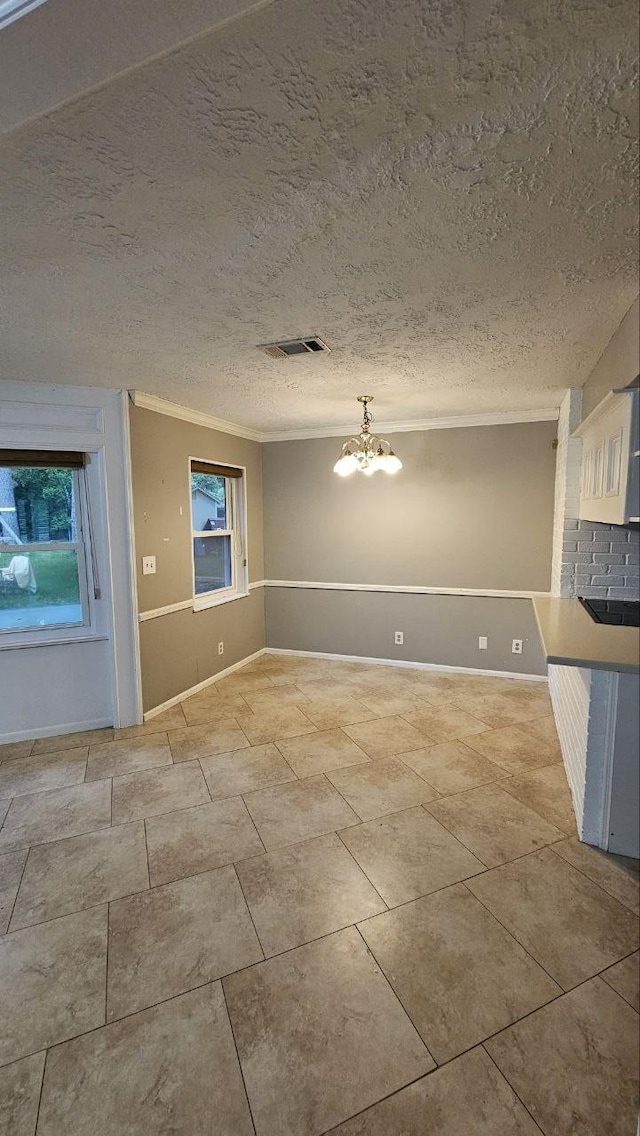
[342,435,364,452]
[334,396,402,475]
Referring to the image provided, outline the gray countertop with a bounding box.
[533,597,640,674]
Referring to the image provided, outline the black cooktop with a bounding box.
[578,597,640,627]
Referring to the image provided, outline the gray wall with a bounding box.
[265,589,546,675]
[263,422,557,590]
[130,405,265,711]
[262,421,556,674]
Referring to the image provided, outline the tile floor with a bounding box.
[0,653,638,1136]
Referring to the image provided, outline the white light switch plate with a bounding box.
[142,556,156,575]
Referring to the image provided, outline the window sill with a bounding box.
[0,632,108,651]
[192,590,250,613]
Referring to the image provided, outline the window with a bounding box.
[0,451,93,634]
[0,0,51,32]
[189,459,247,608]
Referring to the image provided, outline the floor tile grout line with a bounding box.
[597,950,640,1011]
[312,769,364,823]
[595,945,640,974]
[0,795,15,837]
[0,772,90,803]
[5,817,480,936]
[387,751,441,798]
[480,1043,547,1135]
[334,1020,552,1135]
[264,826,388,913]
[104,900,111,1028]
[353,868,568,1007]
[460,875,571,991]
[6,721,560,805]
[219,979,259,1136]
[5,886,141,936]
[237,795,268,856]
[314,1069,438,1134]
[421,773,559,812]
[3,843,31,934]
[198,756,216,804]
[33,1046,49,1135]
[498,783,578,838]
[332,827,390,910]
[141,818,152,890]
[548,842,640,915]
[231,862,266,962]
[420,792,569,869]
[3,822,632,961]
[416,802,493,869]
[1,965,627,1090]
[2,770,630,937]
[270,737,305,779]
[352,923,437,1067]
[469,968,640,1074]
[0,817,113,858]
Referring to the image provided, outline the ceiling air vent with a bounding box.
[257,336,331,359]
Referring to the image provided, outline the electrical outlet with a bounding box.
[394,631,404,645]
[478,636,488,650]
[142,555,156,575]
[512,639,523,654]
[218,641,224,655]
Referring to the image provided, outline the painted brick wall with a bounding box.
[567,520,640,600]
[582,668,616,847]
[548,662,590,835]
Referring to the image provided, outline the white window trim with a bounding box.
[189,456,249,612]
[0,464,97,646]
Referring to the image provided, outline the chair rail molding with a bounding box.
[260,579,551,600]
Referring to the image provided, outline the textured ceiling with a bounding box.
[0,0,638,432]
[0,0,276,134]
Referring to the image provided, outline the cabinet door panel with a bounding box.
[590,441,604,499]
[605,429,623,497]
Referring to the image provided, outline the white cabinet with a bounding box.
[573,385,639,524]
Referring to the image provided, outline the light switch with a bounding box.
[142,556,156,575]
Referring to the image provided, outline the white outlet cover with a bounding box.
[512,639,523,654]
[394,632,404,645]
[142,556,156,575]
[478,636,488,650]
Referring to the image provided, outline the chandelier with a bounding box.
[333,396,402,477]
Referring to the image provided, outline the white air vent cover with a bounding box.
[257,336,331,358]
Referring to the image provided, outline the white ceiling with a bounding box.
[0,0,638,433]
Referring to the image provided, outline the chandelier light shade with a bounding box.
[333,396,402,477]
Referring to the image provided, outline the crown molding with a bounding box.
[260,407,559,441]
[129,391,559,443]
[129,390,262,442]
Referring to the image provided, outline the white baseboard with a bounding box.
[0,717,115,745]
[3,645,545,744]
[144,648,268,719]
[267,647,548,682]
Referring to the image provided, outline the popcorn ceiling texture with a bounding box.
[0,0,638,431]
